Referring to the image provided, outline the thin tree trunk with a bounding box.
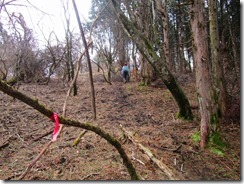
[72,0,96,120]
[225,5,239,73]
[209,0,228,117]
[132,44,138,82]
[156,0,172,70]
[165,2,172,71]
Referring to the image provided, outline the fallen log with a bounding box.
[120,124,183,180]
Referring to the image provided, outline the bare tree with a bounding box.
[0,12,43,84]
[93,24,118,83]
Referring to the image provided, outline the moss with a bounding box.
[213,88,220,103]
[207,132,228,156]
[127,85,133,91]
[210,113,217,125]
[191,131,201,142]
[138,81,146,86]
[209,132,227,148]
[176,112,181,119]
[209,147,225,156]
[137,83,148,92]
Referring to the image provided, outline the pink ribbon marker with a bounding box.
[50,113,60,142]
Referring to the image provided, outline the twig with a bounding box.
[174,158,177,166]
[180,164,184,172]
[159,144,182,152]
[16,132,25,143]
[5,172,22,180]
[18,141,52,180]
[131,156,145,166]
[216,158,232,171]
[81,173,99,180]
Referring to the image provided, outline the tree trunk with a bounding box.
[107,61,112,83]
[209,0,228,116]
[158,0,172,71]
[132,43,138,82]
[110,0,193,120]
[191,0,214,148]
[72,0,96,120]
[138,1,154,84]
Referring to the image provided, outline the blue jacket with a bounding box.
[122,66,129,73]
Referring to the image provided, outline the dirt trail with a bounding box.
[0,73,240,180]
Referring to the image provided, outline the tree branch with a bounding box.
[0,80,140,180]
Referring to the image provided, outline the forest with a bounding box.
[0,0,240,181]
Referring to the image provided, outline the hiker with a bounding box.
[121,63,129,83]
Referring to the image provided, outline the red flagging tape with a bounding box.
[50,113,60,142]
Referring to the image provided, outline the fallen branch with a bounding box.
[157,145,182,153]
[120,124,182,180]
[72,130,88,147]
[131,156,145,166]
[0,80,140,180]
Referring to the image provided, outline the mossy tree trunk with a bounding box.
[191,0,218,148]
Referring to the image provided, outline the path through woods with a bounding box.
[0,73,240,180]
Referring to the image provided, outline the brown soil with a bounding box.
[0,73,240,180]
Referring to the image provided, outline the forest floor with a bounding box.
[0,72,241,181]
